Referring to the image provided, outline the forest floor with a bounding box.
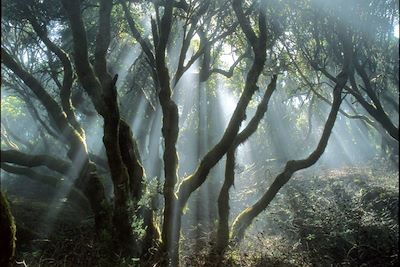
[4,161,399,266]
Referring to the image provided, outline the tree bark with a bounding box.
[318,67,398,142]
[1,150,71,175]
[230,69,348,242]
[102,77,134,252]
[61,1,147,252]
[214,75,277,255]
[1,48,111,233]
[0,163,90,212]
[119,120,160,255]
[0,191,16,267]
[167,2,269,264]
[147,2,181,264]
[215,148,235,254]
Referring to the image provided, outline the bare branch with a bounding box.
[1,49,68,134]
[231,67,349,242]
[321,66,398,141]
[1,149,71,176]
[232,0,257,47]
[173,22,240,84]
[234,75,278,146]
[282,42,375,126]
[61,0,105,115]
[26,15,80,134]
[208,49,250,79]
[0,163,90,211]
[1,162,60,187]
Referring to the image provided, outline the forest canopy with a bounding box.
[0,0,398,266]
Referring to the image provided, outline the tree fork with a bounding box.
[214,75,278,255]
[231,69,348,243]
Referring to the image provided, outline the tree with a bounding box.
[1,0,398,266]
[0,191,16,267]
[290,0,399,144]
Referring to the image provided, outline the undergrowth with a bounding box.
[5,163,398,266]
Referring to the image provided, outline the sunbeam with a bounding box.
[39,148,88,237]
[114,44,141,89]
[1,0,398,266]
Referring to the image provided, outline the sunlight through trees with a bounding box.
[0,0,398,266]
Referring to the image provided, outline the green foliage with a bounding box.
[1,95,26,118]
[130,213,146,239]
[127,197,147,239]
[0,0,398,265]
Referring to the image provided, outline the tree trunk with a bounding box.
[215,148,235,254]
[104,138,132,252]
[119,119,161,255]
[156,56,180,264]
[102,85,134,253]
[78,162,112,233]
[214,75,277,255]
[230,70,348,242]
[0,191,16,267]
[119,120,145,201]
[1,47,112,236]
[151,2,180,264]
[165,4,269,264]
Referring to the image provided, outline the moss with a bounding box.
[0,191,16,267]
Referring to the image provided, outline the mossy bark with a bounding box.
[214,75,277,256]
[215,148,235,254]
[119,119,161,256]
[231,70,348,242]
[0,191,16,267]
[2,46,111,239]
[62,0,136,254]
[320,67,399,142]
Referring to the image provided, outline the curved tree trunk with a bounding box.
[318,68,399,142]
[231,69,348,242]
[148,2,181,265]
[214,75,277,255]
[164,3,269,265]
[1,47,112,235]
[62,0,142,253]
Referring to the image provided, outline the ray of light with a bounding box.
[38,148,88,236]
[394,24,399,38]
[36,111,103,235]
[216,79,238,128]
[143,107,163,179]
[174,58,200,178]
[131,95,148,135]
[114,44,141,89]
